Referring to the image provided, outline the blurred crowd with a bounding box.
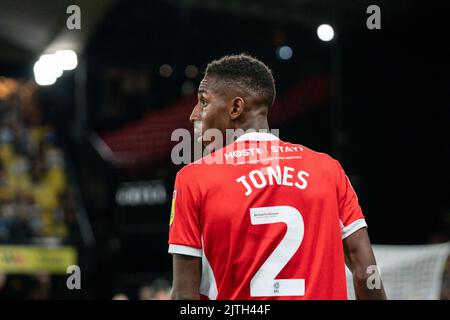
[112,277,171,300]
[0,78,76,243]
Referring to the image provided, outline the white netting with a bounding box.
[346,242,450,300]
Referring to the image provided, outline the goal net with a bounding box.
[346,242,450,300]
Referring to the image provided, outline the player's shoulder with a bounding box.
[175,161,202,180]
[174,152,217,180]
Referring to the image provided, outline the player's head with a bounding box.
[190,54,276,147]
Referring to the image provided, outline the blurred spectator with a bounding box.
[0,275,41,299]
[150,278,171,300]
[138,284,154,300]
[0,273,7,299]
[30,272,51,300]
[137,278,171,300]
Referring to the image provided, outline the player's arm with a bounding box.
[343,227,387,300]
[170,254,202,300]
[168,170,203,299]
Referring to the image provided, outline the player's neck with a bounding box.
[234,115,270,133]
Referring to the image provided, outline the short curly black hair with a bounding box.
[205,54,276,107]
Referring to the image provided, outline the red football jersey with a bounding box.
[168,132,367,300]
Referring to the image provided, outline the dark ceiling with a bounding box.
[0,0,117,65]
[0,0,411,65]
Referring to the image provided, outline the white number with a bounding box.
[249,205,305,297]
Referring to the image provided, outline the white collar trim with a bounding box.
[235,131,280,142]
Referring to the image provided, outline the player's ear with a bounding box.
[229,97,245,120]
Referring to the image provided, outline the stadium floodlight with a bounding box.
[276,46,293,60]
[55,50,78,71]
[33,54,61,86]
[40,54,63,78]
[317,24,335,42]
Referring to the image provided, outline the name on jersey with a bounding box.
[236,165,310,196]
[224,146,303,160]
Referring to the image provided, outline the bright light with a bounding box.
[34,61,56,86]
[33,50,78,86]
[276,46,293,60]
[55,50,78,71]
[41,54,63,78]
[317,24,335,42]
[33,54,62,86]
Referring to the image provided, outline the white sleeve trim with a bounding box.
[168,244,202,257]
[341,218,367,239]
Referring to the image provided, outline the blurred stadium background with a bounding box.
[0,0,449,299]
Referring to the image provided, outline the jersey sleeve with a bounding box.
[334,160,367,239]
[168,169,202,257]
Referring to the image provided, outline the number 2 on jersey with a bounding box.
[249,206,305,297]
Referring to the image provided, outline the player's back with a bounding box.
[168,132,367,300]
